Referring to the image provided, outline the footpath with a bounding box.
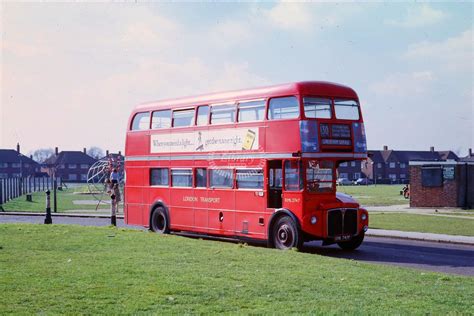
[1,210,473,246]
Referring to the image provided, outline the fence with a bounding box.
[0,176,61,210]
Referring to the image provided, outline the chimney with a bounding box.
[106,150,109,156]
[83,148,87,154]
[55,147,59,155]
[30,155,33,159]
[16,143,20,153]
[430,146,434,152]
[118,150,122,156]
[383,145,388,151]
[470,148,473,157]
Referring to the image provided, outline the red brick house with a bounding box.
[409,160,473,208]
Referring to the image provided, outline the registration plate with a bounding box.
[334,235,352,241]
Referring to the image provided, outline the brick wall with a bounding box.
[409,165,459,207]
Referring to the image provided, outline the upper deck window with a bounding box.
[211,104,236,124]
[268,96,299,120]
[131,112,150,131]
[334,100,360,120]
[303,97,332,119]
[173,109,195,127]
[196,105,209,126]
[238,100,265,122]
[151,110,171,129]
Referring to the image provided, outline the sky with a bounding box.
[1,2,473,157]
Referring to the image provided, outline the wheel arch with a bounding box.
[267,208,301,247]
[149,200,170,229]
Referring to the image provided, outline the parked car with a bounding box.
[336,178,353,185]
[354,178,373,185]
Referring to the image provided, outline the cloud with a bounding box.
[369,71,436,97]
[403,28,473,73]
[265,2,362,32]
[266,2,314,31]
[385,4,447,28]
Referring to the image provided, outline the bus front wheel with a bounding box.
[272,216,302,250]
[337,232,364,250]
[150,207,169,234]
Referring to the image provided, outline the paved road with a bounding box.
[1,214,473,276]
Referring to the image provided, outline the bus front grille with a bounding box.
[327,209,358,238]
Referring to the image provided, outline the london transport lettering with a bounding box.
[125,81,369,250]
[183,196,221,203]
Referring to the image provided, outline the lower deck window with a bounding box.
[284,160,302,191]
[171,169,192,187]
[306,160,334,193]
[210,169,233,188]
[236,169,263,189]
[195,168,207,187]
[150,168,169,186]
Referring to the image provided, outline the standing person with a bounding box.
[110,168,119,184]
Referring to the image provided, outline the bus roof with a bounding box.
[134,81,358,112]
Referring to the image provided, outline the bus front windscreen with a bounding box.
[334,99,360,120]
[306,160,334,193]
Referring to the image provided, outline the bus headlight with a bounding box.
[363,225,368,232]
[361,213,367,221]
[310,216,317,225]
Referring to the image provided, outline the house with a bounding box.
[337,160,362,181]
[44,147,97,183]
[0,144,41,178]
[362,146,459,184]
[338,145,460,184]
[459,148,474,162]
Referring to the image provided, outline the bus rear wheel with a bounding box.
[337,232,364,250]
[272,216,302,250]
[150,207,169,234]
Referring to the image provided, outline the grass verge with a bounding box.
[1,186,110,212]
[1,224,473,314]
[370,213,474,236]
[338,184,408,206]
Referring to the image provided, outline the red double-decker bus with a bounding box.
[124,81,369,250]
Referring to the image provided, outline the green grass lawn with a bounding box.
[1,185,110,212]
[370,213,474,236]
[0,224,473,314]
[337,184,408,206]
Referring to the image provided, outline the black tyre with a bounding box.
[150,206,169,234]
[272,216,302,250]
[337,232,364,250]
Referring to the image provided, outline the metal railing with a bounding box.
[0,176,61,211]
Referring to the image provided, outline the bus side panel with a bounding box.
[169,187,195,231]
[234,190,266,239]
[124,166,145,226]
[194,188,208,233]
[208,189,235,236]
[126,131,149,156]
[265,121,301,153]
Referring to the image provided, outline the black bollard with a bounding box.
[44,190,52,224]
[110,193,117,226]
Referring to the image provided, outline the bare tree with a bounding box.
[30,148,55,163]
[88,146,104,159]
